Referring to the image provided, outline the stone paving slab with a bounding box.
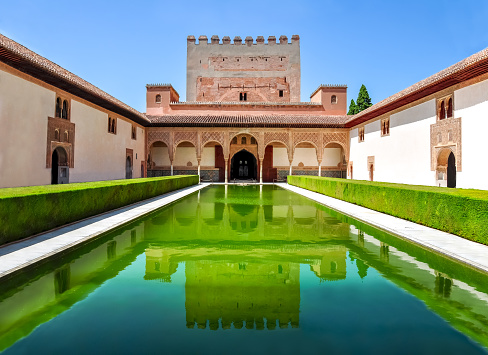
[0,183,209,280]
[279,183,488,274]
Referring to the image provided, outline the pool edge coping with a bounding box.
[0,183,210,281]
[279,183,488,275]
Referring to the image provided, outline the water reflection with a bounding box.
[1,185,488,352]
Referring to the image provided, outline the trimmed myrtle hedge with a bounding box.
[287,175,488,245]
[0,175,199,245]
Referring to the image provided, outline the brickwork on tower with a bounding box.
[187,35,300,102]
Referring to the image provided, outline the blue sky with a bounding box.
[1,0,487,112]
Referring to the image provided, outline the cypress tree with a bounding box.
[347,99,358,115]
[356,84,372,112]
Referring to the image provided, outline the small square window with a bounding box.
[279,90,284,97]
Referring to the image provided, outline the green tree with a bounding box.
[347,99,359,115]
[356,84,372,112]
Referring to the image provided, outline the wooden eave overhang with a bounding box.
[346,48,488,128]
[0,34,150,126]
[146,114,348,128]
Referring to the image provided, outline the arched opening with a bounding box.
[126,156,132,179]
[447,152,456,188]
[202,141,225,182]
[369,164,374,181]
[51,147,69,184]
[174,141,197,175]
[148,141,170,177]
[323,142,347,178]
[440,101,445,120]
[437,148,456,188]
[447,98,453,118]
[141,162,145,178]
[292,142,318,172]
[231,150,257,180]
[55,97,62,118]
[155,94,161,103]
[331,95,337,104]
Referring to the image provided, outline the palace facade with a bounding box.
[1,33,488,190]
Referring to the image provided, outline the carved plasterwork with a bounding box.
[264,132,289,149]
[293,132,320,149]
[147,130,170,151]
[430,117,462,171]
[323,132,349,161]
[201,131,225,147]
[174,131,198,148]
[46,117,75,168]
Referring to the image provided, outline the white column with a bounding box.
[170,162,174,176]
[259,159,263,184]
[197,159,201,182]
[318,161,322,177]
[224,159,228,183]
[289,160,293,176]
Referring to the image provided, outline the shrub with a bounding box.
[287,176,488,245]
[0,176,199,245]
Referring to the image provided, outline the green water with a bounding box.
[1,185,488,354]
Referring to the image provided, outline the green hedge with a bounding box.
[287,176,488,245]
[0,176,199,245]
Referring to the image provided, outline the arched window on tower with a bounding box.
[251,137,257,144]
[155,94,161,103]
[331,95,337,104]
[62,100,68,119]
[231,137,237,144]
[55,97,62,118]
[241,136,247,145]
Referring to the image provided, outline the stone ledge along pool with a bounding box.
[0,185,487,354]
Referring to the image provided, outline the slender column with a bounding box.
[224,158,229,183]
[289,160,293,176]
[170,161,174,176]
[318,160,322,177]
[259,158,264,184]
[197,159,201,182]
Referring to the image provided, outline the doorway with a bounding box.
[51,147,69,184]
[230,150,257,180]
[126,156,132,179]
[447,152,456,188]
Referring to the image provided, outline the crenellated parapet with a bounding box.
[187,35,300,45]
[186,35,301,102]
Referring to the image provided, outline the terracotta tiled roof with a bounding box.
[347,46,488,127]
[147,114,348,128]
[0,33,149,125]
[170,101,321,106]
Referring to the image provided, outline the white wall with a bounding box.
[201,146,215,166]
[349,100,436,185]
[0,69,53,187]
[322,147,342,167]
[70,100,145,182]
[273,147,289,166]
[292,148,318,167]
[174,146,197,166]
[455,79,488,189]
[152,146,170,166]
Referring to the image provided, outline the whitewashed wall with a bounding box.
[349,100,436,185]
[0,69,53,187]
[152,146,170,166]
[71,101,145,182]
[455,79,488,189]
[292,148,318,166]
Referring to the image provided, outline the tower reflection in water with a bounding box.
[144,185,350,330]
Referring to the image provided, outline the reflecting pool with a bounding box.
[1,185,488,354]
